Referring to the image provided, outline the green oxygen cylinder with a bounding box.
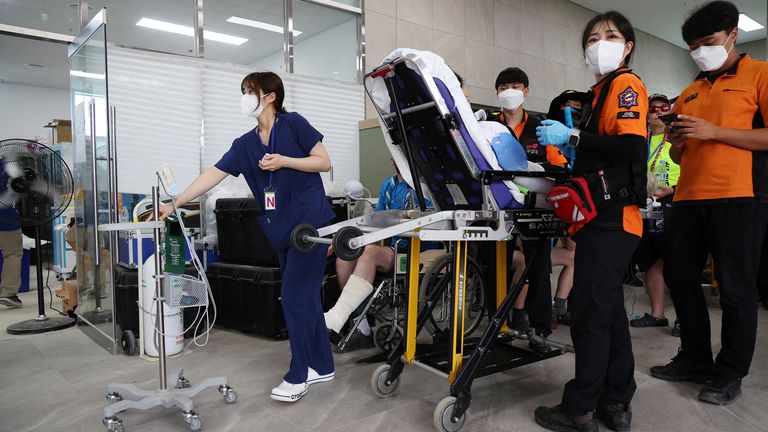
[164,214,186,274]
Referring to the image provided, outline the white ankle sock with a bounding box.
[357,318,371,336]
[324,274,373,333]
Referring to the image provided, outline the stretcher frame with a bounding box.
[293,52,571,431]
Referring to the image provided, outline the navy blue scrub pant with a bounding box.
[663,202,767,379]
[561,225,639,416]
[278,243,334,384]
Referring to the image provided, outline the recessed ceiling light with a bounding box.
[738,13,764,32]
[226,16,302,36]
[136,18,248,46]
[25,63,44,69]
[70,70,105,80]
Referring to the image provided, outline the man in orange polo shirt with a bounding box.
[651,0,768,406]
[487,67,565,354]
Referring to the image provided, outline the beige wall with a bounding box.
[364,0,700,114]
[737,39,767,61]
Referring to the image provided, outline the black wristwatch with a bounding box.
[568,128,581,148]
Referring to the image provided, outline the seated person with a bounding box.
[324,159,431,351]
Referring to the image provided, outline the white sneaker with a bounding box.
[307,368,334,385]
[270,380,308,402]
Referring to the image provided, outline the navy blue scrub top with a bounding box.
[215,112,334,251]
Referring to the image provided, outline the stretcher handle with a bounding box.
[480,170,569,184]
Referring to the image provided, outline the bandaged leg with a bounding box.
[324,274,373,333]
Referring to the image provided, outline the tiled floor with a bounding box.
[1,271,767,432]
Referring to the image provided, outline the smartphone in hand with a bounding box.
[659,113,678,126]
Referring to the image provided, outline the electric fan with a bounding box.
[0,139,76,334]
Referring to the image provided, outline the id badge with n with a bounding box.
[264,187,276,211]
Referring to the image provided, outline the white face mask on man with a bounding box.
[690,33,734,72]
[498,88,525,111]
[240,93,271,119]
[585,40,627,75]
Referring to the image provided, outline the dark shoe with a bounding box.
[333,329,373,353]
[762,299,768,311]
[557,311,572,326]
[0,295,22,308]
[698,376,742,405]
[671,320,681,337]
[629,313,668,328]
[534,404,598,432]
[328,330,341,345]
[650,351,714,383]
[596,403,631,432]
[528,329,553,355]
[509,308,529,333]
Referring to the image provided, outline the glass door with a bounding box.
[68,9,118,353]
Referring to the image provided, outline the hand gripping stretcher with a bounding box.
[290,49,570,432]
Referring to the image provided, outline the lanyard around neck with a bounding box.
[648,131,667,172]
[261,116,278,186]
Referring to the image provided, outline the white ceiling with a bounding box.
[0,0,765,91]
[0,35,70,90]
[0,0,356,89]
[570,0,767,48]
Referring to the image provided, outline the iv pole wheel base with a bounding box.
[183,410,203,432]
[102,416,125,432]
[219,385,238,404]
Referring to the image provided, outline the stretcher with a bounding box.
[290,49,570,431]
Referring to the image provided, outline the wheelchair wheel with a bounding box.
[419,254,486,337]
[373,324,403,353]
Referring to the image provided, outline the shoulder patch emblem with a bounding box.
[618,86,639,109]
[684,93,698,103]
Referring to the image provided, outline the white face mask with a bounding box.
[690,33,733,72]
[498,88,525,111]
[585,40,627,75]
[240,93,270,118]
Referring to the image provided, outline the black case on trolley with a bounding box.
[214,198,279,267]
[206,262,287,339]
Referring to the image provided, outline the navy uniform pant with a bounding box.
[278,243,334,384]
[663,203,767,379]
[561,226,639,416]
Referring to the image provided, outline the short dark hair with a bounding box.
[581,10,636,66]
[453,70,464,86]
[682,1,739,45]
[241,71,288,114]
[495,67,529,89]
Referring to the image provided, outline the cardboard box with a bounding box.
[55,280,78,314]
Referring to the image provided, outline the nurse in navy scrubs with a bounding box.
[158,71,336,403]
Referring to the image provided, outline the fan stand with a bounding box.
[7,225,76,334]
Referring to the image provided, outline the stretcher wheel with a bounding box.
[434,396,465,432]
[291,223,318,253]
[370,364,400,398]
[333,226,365,261]
[373,324,402,353]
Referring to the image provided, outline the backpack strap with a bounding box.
[580,69,635,133]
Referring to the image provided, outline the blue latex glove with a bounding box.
[536,119,571,146]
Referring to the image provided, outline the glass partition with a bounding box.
[69,10,118,352]
[293,0,359,82]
